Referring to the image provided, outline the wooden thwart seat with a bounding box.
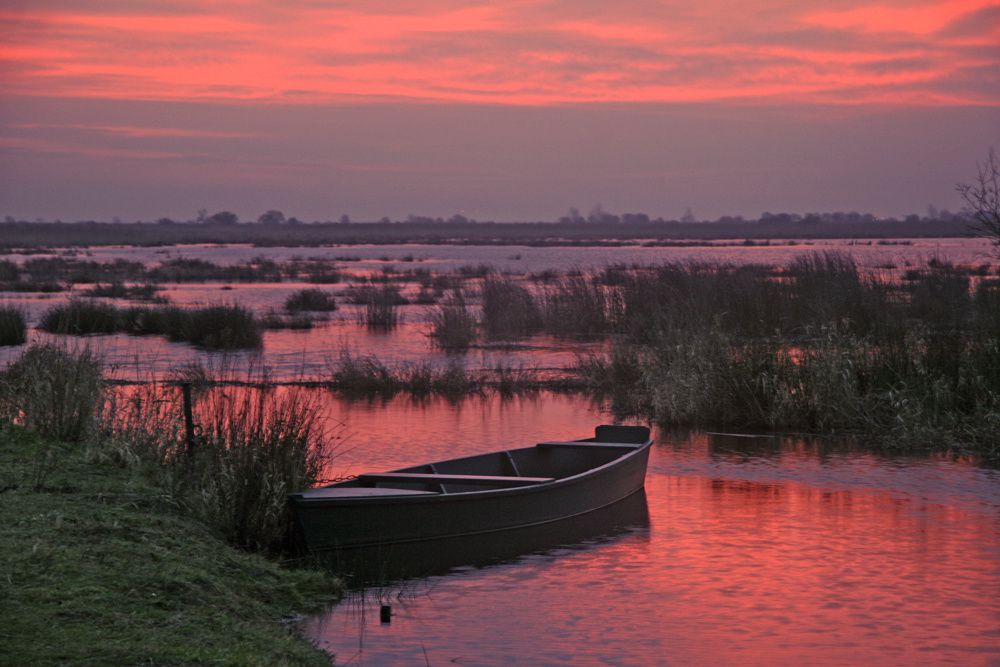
[536,441,644,449]
[358,472,554,487]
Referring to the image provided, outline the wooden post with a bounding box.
[182,382,196,456]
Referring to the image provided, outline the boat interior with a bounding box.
[299,425,650,499]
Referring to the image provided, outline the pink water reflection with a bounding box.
[306,396,1000,666]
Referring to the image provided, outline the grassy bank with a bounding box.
[0,426,339,666]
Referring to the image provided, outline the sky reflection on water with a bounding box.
[305,394,1000,667]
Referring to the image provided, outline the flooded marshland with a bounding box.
[1,236,996,378]
[2,238,999,665]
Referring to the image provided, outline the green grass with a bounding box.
[0,426,340,666]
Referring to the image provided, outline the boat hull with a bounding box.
[290,432,652,554]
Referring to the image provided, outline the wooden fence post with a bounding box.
[182,382,196,456]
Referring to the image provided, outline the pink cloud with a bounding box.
[0,0,997,105]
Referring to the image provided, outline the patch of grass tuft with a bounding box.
[285,288,337,312]
[39,299,121,335]
[0,343,104,442]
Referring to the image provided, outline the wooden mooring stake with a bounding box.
[181,382,197,456]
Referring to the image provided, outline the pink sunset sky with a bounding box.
[1,0,998,221]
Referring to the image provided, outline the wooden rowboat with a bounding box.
[289,424,652,554]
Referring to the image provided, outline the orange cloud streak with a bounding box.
[1,1,997,105]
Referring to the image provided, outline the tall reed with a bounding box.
[430,291,476,349]
[480,274,541,339]
[0,343,104,442]
[360,286,403,329]
[100,374,339,555]
[541,275,616,337]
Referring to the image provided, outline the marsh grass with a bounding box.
[0,343,104,442]
[40,299,121,334]
[357,286,404,329]
[261,310,315,330]
[580,312,1000,458]
[414,287,439,304]
[0,279,65,293]
[0,306,27,346]
[430,291,476,350]
[285,288,337,312]
[147,257,284,283]
[565,252,1000,458]
[83,281,165,301]
[480,274,541,339]
[101,375,340,555]
[41,301,263,349]
[328,352,560,399]
[125,304,263,349]
[329,353,402,395]
[327,353,476,397]
[541,275,617,337]
[179,305,262,349]
[0,260,19,282]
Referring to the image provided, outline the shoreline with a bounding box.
[0,426,341,666]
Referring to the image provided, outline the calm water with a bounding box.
[7,237,994,274]
[303,393,1000,667]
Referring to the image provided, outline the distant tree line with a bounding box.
[0,205,977,228]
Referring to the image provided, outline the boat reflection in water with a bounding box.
[316,489,651,586]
